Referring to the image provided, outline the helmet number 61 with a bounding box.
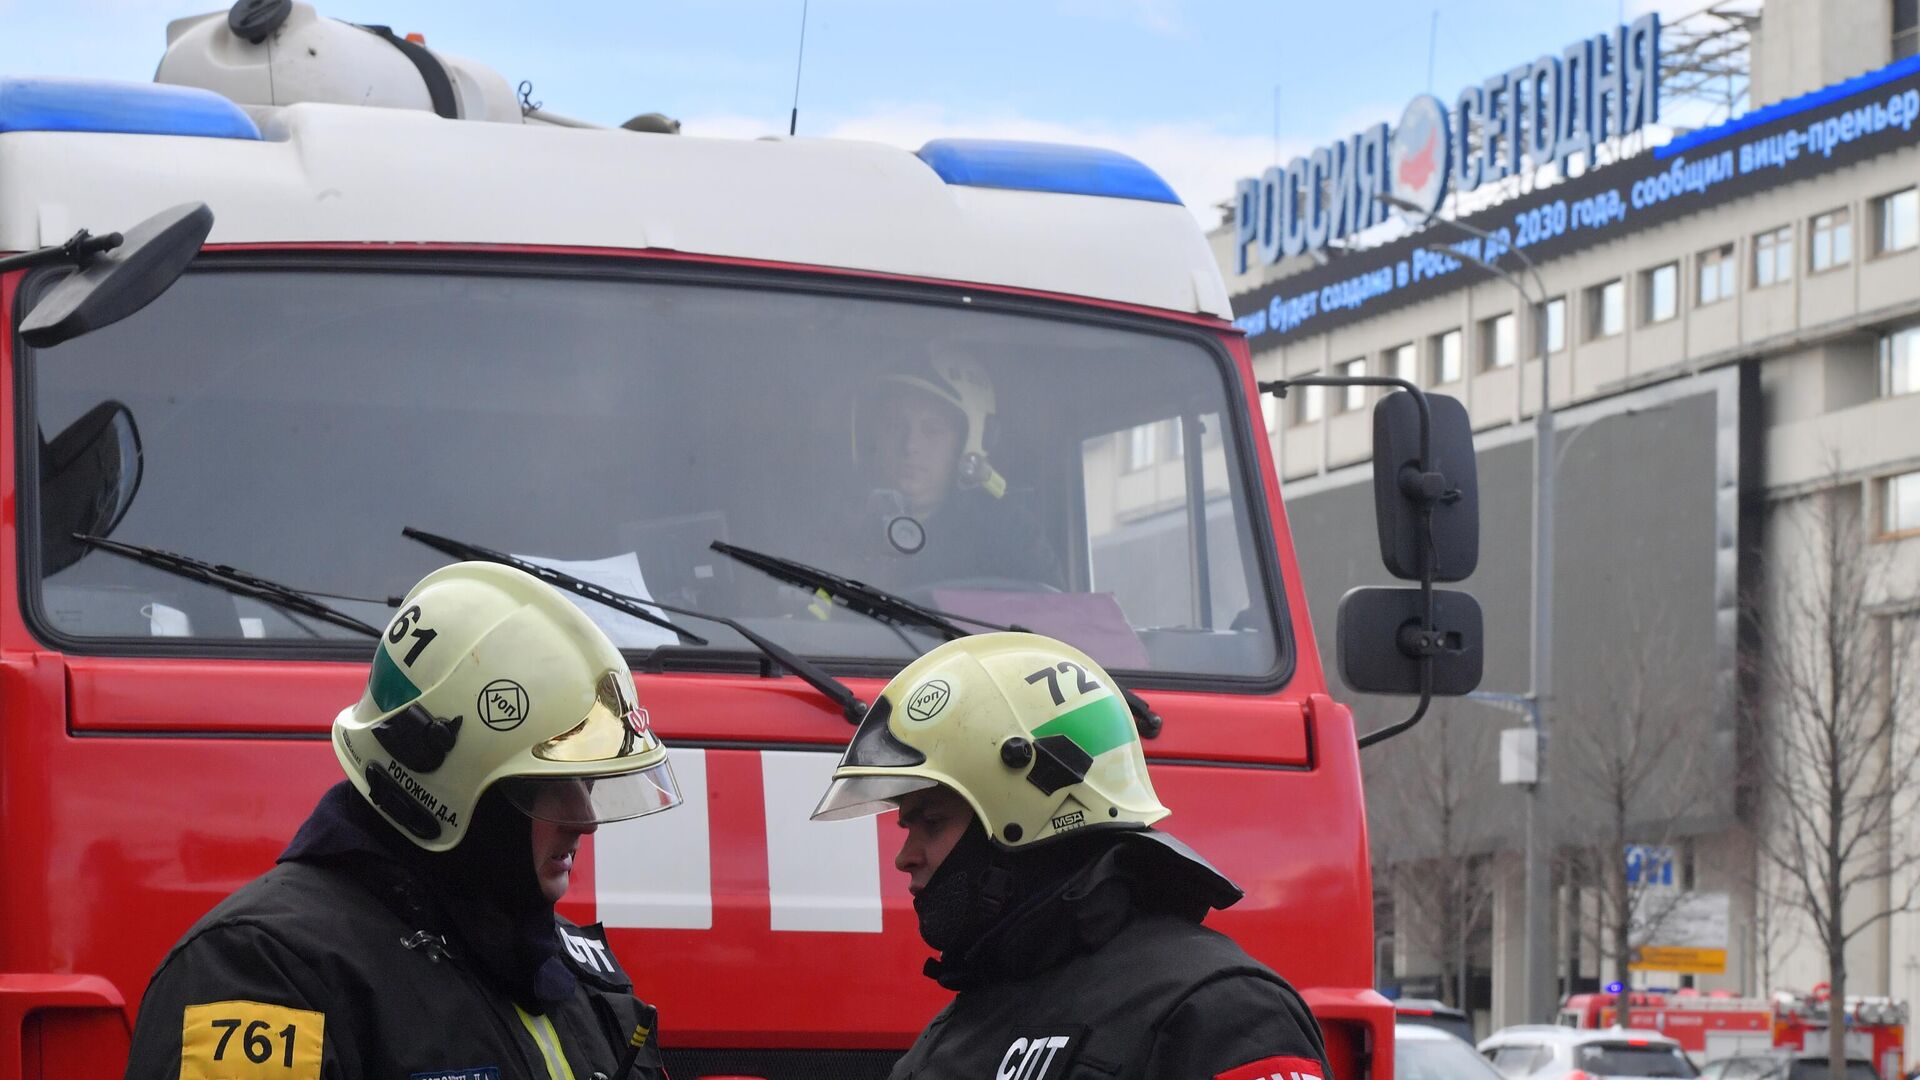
[386,604,438,667]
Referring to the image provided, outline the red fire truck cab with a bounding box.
[0,6,1484,1079]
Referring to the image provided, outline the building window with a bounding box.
[1336,358,1367,412]
[1883,470,1920,537]
[1875,187,1919,255]
[1124,423,1156,470]
[1261,390,1280,433]
[1293,382,1325,424]
[1481,313,1516,370]
[1535,297,1567,355]
[1587,280,1625,339]
[1385,342,1418,385]
[1431,329,1463,384]
[1642,263,1679,324]
[1166,417,1184,458]
[1753,226,1793,287]
[1811,208,1853,272]
[1898,0,1919,59]
[1697,245,1735,306]
[1882,323,1920,398]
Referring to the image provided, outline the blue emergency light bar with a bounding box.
[916,139,1182,205]
[0,76,261,140]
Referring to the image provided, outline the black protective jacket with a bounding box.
[890,833,1332,1080]
[125,802,666,1080]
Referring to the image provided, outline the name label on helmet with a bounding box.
[386,760,461,829]
[996,1027,1086,1080]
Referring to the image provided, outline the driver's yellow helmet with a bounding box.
[333,561,681,851]
[857,348,1007,498]
[812,632,1165,848]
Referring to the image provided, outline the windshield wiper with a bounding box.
[708,540,1162,737]
[708,541,997,640]
[401,527,706,647]
[401,527,867,725]
[75,534,385,637]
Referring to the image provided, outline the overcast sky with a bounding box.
[1,0,1706,224]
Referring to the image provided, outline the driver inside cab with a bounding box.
[844,349,1061,593]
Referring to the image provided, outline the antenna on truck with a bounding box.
[789,0,810,135]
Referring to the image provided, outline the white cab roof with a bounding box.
[0,104,1231,319]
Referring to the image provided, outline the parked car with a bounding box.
[1699,1052,1877,1080]
[1402,1023,1507,1080]
[1397,998,1477,1043]
[1479,1026,1698,1080]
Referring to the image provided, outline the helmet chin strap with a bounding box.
[956,452,1007,499]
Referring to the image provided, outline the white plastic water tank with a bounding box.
[155,2,522,123]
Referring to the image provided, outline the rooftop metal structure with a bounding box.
[1660,0,1763,131]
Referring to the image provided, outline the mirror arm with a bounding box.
[0,229,124,274]
[1260,376,1441,747]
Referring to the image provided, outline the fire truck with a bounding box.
[0,4,1484,1078]
[1560,992,1775,1061]
[1558,989,1906,1077]
[1772,988,1908,1080]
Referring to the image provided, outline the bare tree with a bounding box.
[1369,702,1500,1010]
[1553,610,1706,1001]
[1748,851,1806,993]
[1749,478,1920,1080]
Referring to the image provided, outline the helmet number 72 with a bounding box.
[1024,660,1099,707]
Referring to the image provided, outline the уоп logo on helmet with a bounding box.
[906,679,952,722]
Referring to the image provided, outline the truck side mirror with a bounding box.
[18,203,213,348]
[1258,376,1486,745]
[1337,586,1483,696]
[1374,390,1478,581]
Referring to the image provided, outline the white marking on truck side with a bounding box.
[761,750,883,933]
[595,747,713,929]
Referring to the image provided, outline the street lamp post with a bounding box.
[1381,193,1558,1024]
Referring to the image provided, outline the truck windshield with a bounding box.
[22,262,1285,682]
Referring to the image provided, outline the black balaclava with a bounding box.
[912,818,999,953]
[421,786,576,1010]
[282,780,575,1012]
[912,817,1120,957]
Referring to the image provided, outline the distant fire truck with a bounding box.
[1773,987,1907,1080]
[1561,991,1774,1061]
[1559,988,1906,1077]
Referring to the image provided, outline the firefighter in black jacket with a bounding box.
[126,562,683,1080]
[813,632,1334,1080]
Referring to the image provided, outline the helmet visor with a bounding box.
[500,760,682,827]
[532,671,664,764]
[838,697,923,768]
[811,773,938,822]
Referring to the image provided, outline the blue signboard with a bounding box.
[1233,15,1662,272]
[1230,53,1920,345]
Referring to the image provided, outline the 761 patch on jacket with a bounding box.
[996,1026,1087,1080]
[1217,1055,1327,1080]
